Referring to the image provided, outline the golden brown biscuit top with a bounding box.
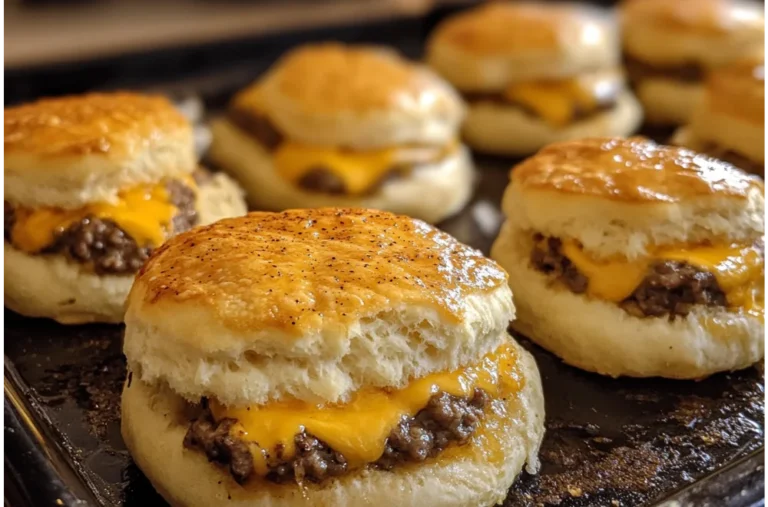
[513,137,762,202]
[621,0,764,35]
[706,59,765,125]
[4,92,190,159]
[131,208,507,335]
[429,2,604,55]
[250,43,452,115]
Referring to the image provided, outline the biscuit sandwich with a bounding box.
[491,137,764,378]
[673,58,765,176]
[121,208,545,507]
[209,44,472,224]
[4,92,247,324]
[621,0,764,126]
[426,2,642,156]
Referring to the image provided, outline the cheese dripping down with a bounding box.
[210,343,521,476]
[273,141,459,196]
[503,70,622,127]
[557,239,764,320]
[9,178,195,254]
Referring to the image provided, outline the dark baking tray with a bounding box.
[4,6,765,507]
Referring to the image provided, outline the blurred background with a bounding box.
[6,0,448,69]
[5,0,632,70]
[5,0,763,107]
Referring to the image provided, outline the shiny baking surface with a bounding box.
[512,137,762,202]
[706,59,765,126]
[4,92,189,158]
[131,208,507,334]
[620,0,765,34]
[428,2,603,55]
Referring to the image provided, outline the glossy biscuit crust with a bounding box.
[502,137,764,259]
[682,60,765,166]
[5,92,196,208]
[512,137,759,203]
[133,208,507,332]
[426,2,619,91]
[124,208,515,405]
[621,0,764,67]
[236,44,464,149]
[621,0,763,34]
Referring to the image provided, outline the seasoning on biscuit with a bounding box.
[121,208,545,506]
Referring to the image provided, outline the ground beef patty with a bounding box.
[624,54,704,84]
[184,388,489,485]
[463,90,619,125]
[530,234,731,319]
[620,262,727,319]
[4,179,198,275]
[228,110,427,196]
[183,410,255,484]
[228,107,284,151]
[530,234,589,293]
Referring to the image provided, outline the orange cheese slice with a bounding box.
[10,181,189,253]
[560,240,764,320]
[273,142,457,196]
[503,71,621,127]
[211,344,521,476]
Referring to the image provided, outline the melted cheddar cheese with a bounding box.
[10,181,189,254]
[559,240,764,319]
[273,142,457,196]
[211,344,521,476]
[503,72,621,127]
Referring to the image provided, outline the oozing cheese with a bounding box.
[273,142,457,196]
[210,344,521,476]
[559,240,764,319]
[10,182,184,254]
[503,72,621,127]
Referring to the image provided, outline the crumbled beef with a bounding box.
[184,410,255,484]
[624,54,705,84]
[166,179,198,234]
[530,234,589,293]
[267,433,348,483]
[529,234,738,319]
[186,389,489,485]
[297,166,347,195]
[50,217,152,275]
[228,107,284,150]
[621,261,728,319]
[6,179,199,275]
[376,388,488,469]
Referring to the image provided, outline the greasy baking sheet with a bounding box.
[4,8,765,507]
